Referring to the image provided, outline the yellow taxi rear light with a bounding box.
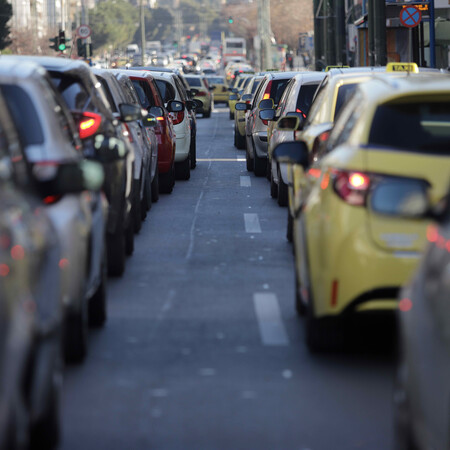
[386,62,419,73]
[263,93,270,100]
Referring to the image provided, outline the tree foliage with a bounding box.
[133,7,174,43]
[0,0,12,50]
[89,0,138,51]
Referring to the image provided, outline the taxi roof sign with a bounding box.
[325,65,350,72]
[386,62,419,73]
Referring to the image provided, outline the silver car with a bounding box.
[0,59,108,364]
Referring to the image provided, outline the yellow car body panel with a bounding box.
[212,84,229,103]
[294,74,450,319]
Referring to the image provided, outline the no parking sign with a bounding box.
[400,6,422,28]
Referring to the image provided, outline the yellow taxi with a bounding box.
[228,74,253,120]
[273,72,450,351]
[206,75,229,104]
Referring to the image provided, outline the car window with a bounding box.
[0,85,44,146]
[50,73,97,112]
[296,83,320,117]
[252,78,267,108]
[207,77,224,84]
[270,79,290,105]
[132,80,155,109]
[173,77,187,102]
[334,83,358,119]
[277,79,295,115]
[97,77,119,113]
[185,77,202,87]
[369,99,450,155]
[304,83,327,127]
[155,79,176,103]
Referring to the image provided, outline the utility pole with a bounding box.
[258,0,272,70]
[140,0,146,65]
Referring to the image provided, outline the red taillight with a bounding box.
[123,123,134,143]
[43,195,62,205]
[197,91,207,96]
[79,112,102,139]
[262,80,272,101]
[170,109,185,125]
[333,170,371,206]
[296,108,307,119]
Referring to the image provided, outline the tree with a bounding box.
[0,0,12,50]
[89,0,138,51]
[133,7,174,43]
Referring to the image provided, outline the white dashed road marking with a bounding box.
[240,176,251,187]
[244,213,261,233]
[253,293,289,346]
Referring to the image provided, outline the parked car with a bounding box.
[184,75,213,117]
[151,71,197,180]
[394,189,450,450]
[94,68,154,235]
[273,73,450,352]
[0,58,108,363]
[244,71,299,176]
[265,72,325,206]
[0,84,101,450]
[126,69,179,194]
[4,56,135,277]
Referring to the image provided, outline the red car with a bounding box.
[127,70,178,194]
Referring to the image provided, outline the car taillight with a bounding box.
[123,123,133,143]
[332,169,371,206]
[197,91,207,96]
[170,110,185,125]
[43,194,62,205]
[296,108,307,119]
[262,80,272,100]
[79,112,102,139]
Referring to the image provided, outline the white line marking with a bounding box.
[240,176,251,187]
[244,213,261,233]
[253,293,289,346]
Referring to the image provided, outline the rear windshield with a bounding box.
[369,101,450,155]
[334,83,358,119]
[296,83,319,116]
[1,85,44,146]
[208,77,224,84]
[155,80,176,103]
[270,79,290,105]
[185,77,202,87]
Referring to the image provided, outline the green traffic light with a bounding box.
[58,43,66,51]
[228,17,233,24]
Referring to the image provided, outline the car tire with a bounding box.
[64,305,88,364]
[133,186,142,233]
[235,127,246,150]
[143,174,152,212]
[29,365,60,450]
[175,157,190,180]
[270,170,278,199]
[204,108,211,118]
[277,167,288,207]
[286,210,293,243]
[107,219,126,277]
[229,111,234,120]
[88,250,107,327]
[151,166,159,202]
[253,154,266,177]
[125,216,134,256]
[305,311,344,353]
[190,136,197,170]
[159,163,175,194]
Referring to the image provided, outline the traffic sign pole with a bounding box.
[429,0,436,67]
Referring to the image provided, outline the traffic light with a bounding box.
[228,16,233,24]
[49,35,59,52]
[77,39,92,58]
[58,30,69,52]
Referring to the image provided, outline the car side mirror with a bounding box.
[229,94,238,101]
[166,100,184,113]
[149,106,164,118]
[235,102,251,111]
[94,135,128,162]
[369,178,430,218]
[32,160,104,197]
[258,98,274,110]
[119,103,141,122]
[272,141,309,170]
[231,88,238,94]
[277,115,303,131]
[241,94,252,102]
[259,109,275,121]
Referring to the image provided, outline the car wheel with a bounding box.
[63,304,88,364]
[277,166,288,207]
[235,127,246,150]
[246,145,254,172]
[107,219,126,277]
[143,173,152,212]
[29,361,60,450]
[305,310,344,353]
[151,166,159,202]
[286,210,293,243]
[229,111,234,120]
[88,249,107,327]
[190,136,197,170]
[133,186,142,233]
[159,163,175,194]
[270,169,278,199]
[125,216,134,256]
[253,154,266,177]
[175,157,190,180]
[204,108,211,118]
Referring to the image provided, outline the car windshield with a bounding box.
[369,100,450,154]
[185,77,202,87]
[208,77,224,84]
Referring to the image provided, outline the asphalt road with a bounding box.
[60,105,396,450]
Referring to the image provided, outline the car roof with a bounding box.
[0,58,47,80]
[114,69,155,80]
[0,55,92,74]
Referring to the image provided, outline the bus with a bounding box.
[222,37,247,65]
